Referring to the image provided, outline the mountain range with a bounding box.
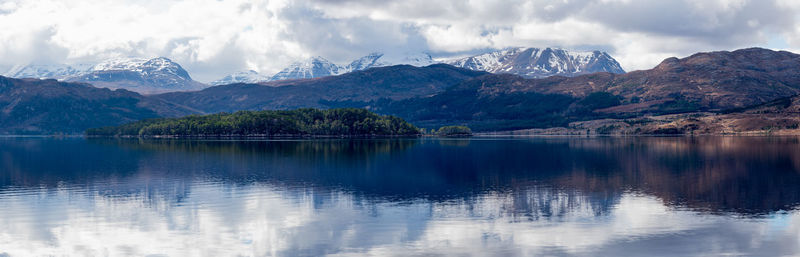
[443,47,625,78]
[210,52,438,85]
[152,47,800,134]
[4,57,206,94]
[4,47,625,93]
[2,47,798,135]
[209,48,623,85]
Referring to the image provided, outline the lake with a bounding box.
[0,137,799,256]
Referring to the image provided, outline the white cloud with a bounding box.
[0,0,799,82]
[1,184,798,256]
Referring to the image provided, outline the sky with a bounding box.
[1,0,799,82]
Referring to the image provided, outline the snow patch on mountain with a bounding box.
[5,63,94,80]
[209,70,272,86]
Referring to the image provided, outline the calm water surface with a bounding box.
[1,137,799,256]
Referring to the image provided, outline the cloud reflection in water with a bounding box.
[0,137,798,256]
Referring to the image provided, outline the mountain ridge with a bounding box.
[210,52,438,85]
[210,48,621,85]
[159,64,488,112]
[442,47,625,78]
[4,57,207,94]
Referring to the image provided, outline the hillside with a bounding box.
[157,64,487,112]
[501,95,800,135]
[0,77,198,134]
[373,48,800,131]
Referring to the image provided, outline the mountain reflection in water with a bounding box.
[0,137,798,256]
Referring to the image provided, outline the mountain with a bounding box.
[374,48,800,132]
[4,57,207,94]
[347,52,436,70]
[209,70,272,86]
[344,52,390,71]
[212,52,436,84]
[269,52,436,81]
[0,76,198,134]
[269,56,342,81]
[443,47,625,78]
[66,57,206,94]
[155,64,487,113]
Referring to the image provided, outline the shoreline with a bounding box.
[4,134,800,139]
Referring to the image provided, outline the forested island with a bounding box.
[86,108,420,137]
[435,126,473,137]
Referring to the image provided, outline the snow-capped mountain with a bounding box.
[344,52,435,72]
[68,57,206,94]
[344,52,388,72]
[210,48,621,86]
[270,56,342,81]
[4,57,207,94]
[212,52,436,85]
[209,70,272,86]
[443,47,625,78]
[384,52,437,67]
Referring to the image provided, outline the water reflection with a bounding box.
[0,137,799,256]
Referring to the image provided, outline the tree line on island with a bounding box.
[86,108,472,137]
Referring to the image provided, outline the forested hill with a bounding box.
[86,108,420,137]
[0,76,197,135]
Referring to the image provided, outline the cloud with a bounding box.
[1,182,799,256]
[0,0,799,82]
